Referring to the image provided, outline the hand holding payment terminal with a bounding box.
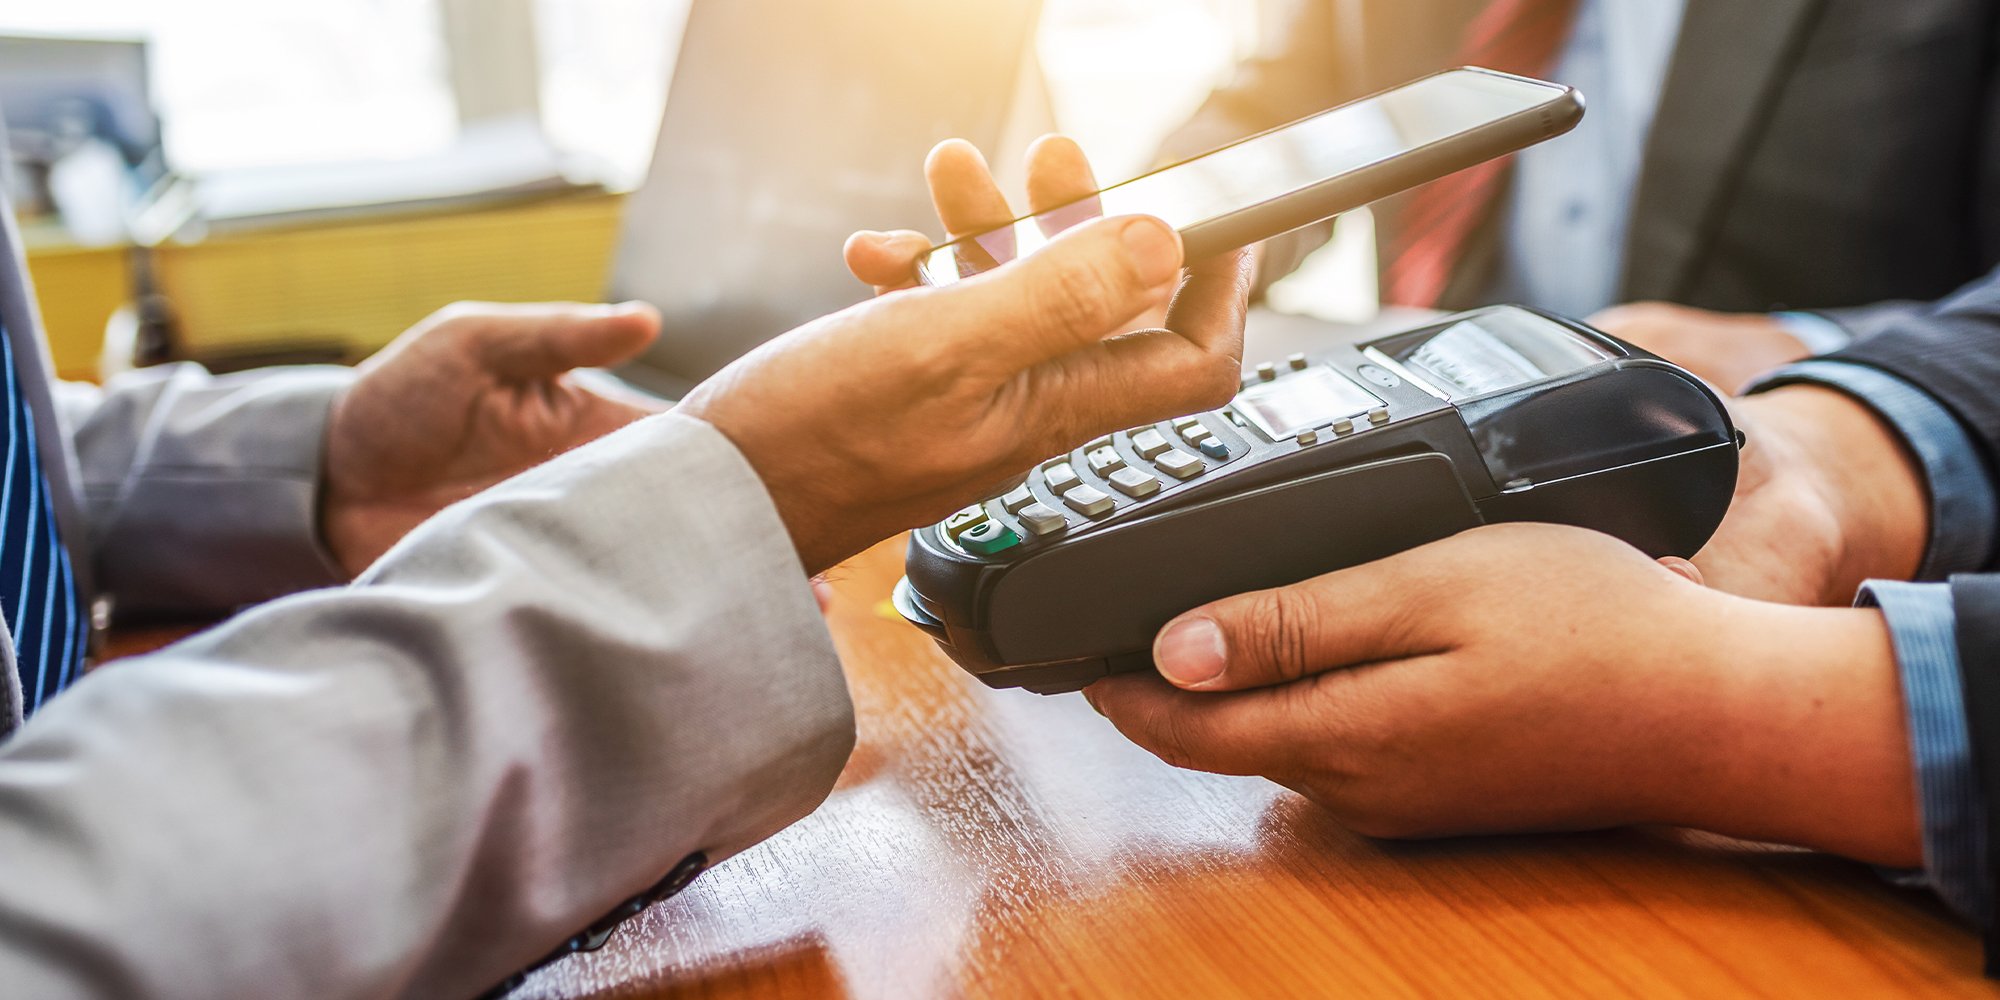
[892,307,1742,694]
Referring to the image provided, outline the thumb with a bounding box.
[919,215,1183,367]
[1152,555,1443,693]
[471,301,662,380]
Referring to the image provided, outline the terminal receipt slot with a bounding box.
[893,307,1742,694]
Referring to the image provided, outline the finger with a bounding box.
[1658,556,1705,587]
[844,230,937,293]
[1084,673,1324,778]
[1016,327,1241,454]
[1001,248,1252,441]
[1164,247,1255,355]
[1025,134,1103,236]
[1149,549,1454,692]
[466,302,662,380]
[926,139,1016,239]
[912,214,1183,368]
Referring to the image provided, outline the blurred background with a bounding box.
[2,0,1372,385]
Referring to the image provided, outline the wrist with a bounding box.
[1742,385,1928,600]
[674,396,859,576]
[1676,600,1921,865]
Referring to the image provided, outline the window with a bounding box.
[2,0,455,173]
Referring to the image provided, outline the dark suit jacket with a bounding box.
[1826,270,2000,965]
[1165,0,2000,320]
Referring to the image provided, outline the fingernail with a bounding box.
[1121,217,1180,287]
[1155,617,1226,688]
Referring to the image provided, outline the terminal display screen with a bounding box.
[1400,313,1611,399]
[1235,367,1383,441]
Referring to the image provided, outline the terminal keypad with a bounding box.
[956,399,1277,556]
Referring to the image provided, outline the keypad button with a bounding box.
[1086,435,1114,452]
[1368,407,1391,426]
[1172,416,1204,431]
[1132,428,1172,459]
[1296,429,1319,445]
[959,520,1022,555]
[1156,449,1203,479]
[1086,446,1126,475]
[1000,484,1036,513]
[1044,462,1082,495]
[1256,362,1277,381]
[1288,353,1308,371]
[1179,422,1213,445]
[1198,438,1229,460]
[1109,467,1161,498]
[943,505,988,539]
[1018,502,1067,537]
[1331,417,1355,435]
[1062,485,1117,517]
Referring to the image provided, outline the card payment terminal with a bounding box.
[892,306,1742,694]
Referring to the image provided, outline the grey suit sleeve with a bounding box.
[0,411,856,1000]
[53,363,354,614]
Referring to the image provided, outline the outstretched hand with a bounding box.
[321,301,664,576]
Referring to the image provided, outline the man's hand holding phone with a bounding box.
[679,136,1252,574]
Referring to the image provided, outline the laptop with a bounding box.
[607,0,1046,398]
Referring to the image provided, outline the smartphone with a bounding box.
[917,67,1585,285]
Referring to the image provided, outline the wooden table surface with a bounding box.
[469,537,1992,999]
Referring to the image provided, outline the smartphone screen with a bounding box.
[919,69,1578,285]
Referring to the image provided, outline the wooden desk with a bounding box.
[484,538,1992,999]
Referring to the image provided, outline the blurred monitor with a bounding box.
[0,34,160,225]
[610,0,1044,396]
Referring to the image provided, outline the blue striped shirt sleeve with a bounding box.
[1859,581,1990,924]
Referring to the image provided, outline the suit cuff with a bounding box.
[89,366,351,614]
[1860,580,1991,923]
[1749,360,1998,579]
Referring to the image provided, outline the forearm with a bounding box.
[0,413,854,999]
[61,363,354,613]
[1665,602,1922,867]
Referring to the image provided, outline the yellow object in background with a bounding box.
[22,191,626,381]
[23,242,127,382]
[152,192,625,365]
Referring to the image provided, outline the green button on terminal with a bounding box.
[958,520,1021,555]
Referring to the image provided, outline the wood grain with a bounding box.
[493,536,1999,999]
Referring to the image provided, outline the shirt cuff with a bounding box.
[1859,580,1991,924]
[1749,360,1998,579]
[1773,312,1856,355]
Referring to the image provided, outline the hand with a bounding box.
[1085,523,1921,867]
[682,213,1249,574]
[1691,385,1927,605]
[1588,302,1812,394]
[322,302,664,575]
[677,136,1252,574]
[844,134,1189,341]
